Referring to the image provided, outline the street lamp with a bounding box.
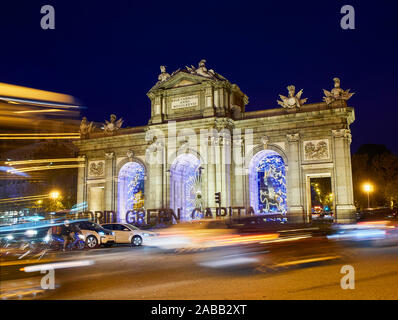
[49,191,60,200]
[363,183,373,209]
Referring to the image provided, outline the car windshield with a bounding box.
[125,224,139,230]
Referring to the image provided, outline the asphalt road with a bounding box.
[2,243,398,300]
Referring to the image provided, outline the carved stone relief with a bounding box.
[303,139,329,161]
[88,160,105,177]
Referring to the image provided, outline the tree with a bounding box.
[352,144,398,209]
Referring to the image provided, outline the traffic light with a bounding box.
[215,192,221,206]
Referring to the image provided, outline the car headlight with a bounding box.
[98,231,105,236]
[43,235,51,242]
[25,229,37,237]
[78,234,85,240]
[6,235,14,240]
[142,233,150,237]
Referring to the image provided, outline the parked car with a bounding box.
[76,221,115,248]
[101,223,156,246]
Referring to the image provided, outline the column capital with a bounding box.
[332,129,352,143]
[105,152,115,159]
[286,133,300,143]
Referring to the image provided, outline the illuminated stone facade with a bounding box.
[74,61,356,223]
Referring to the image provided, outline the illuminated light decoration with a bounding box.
[170,153,201,222]
[186,173,203,220]
[118,162,145,223]
[249,150,287,215]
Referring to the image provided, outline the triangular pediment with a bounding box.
[173,79,196,88]
[148,70,218,93]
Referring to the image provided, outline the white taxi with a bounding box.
[101,223,156,246]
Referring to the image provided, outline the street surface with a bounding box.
[2,244,398,300]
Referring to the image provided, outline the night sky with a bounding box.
[1,1,397,153]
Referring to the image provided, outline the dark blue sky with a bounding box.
[1,1,397,153]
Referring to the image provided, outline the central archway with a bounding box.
[248,150,287,215]
[170,153,202,221]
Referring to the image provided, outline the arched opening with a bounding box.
[117,162,145,222]
[170,153,202,221]
[249,150,287,215]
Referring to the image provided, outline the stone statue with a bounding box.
[196,59,209,77]
[79,117,95,138]
[103,114,123,135]
[323,78,354,104]
[185,59,213,78]
[158,65,170,82]
[277,85,308,109]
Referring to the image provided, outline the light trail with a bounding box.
[0,136,80,140]
[7,164,84,174]
[5,157,85,166]
[0,194,51,204]
[21,260,94,272]
[13,109,64,114]
[0,133,80,136]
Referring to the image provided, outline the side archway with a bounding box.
[248,150,287,215]
[117,161,146,222]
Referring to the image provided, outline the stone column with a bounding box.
[150,145,164,209]
[231,138,245,207]
[207,139,216,208]
[286,133,304,223]
[214,137,222,203]
[165,167,171,209]
[104,152,115,212]
[332,129,356,223]
[203,85,215,117]
[220,137,229,208]
[149,93,163,124]
[76,155,86,208]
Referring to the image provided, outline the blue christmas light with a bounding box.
[118,162,145,222]
[249,150,287,215]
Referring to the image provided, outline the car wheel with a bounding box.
[86,235,98,249]
[131,235,142,247]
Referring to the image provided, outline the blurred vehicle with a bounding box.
[194,216,342,270]
[0,226,50,261]
[356,207,398,222]
[74,221,115,249]
[101,223,156,246]
[228,214,286,232]
[147,219,235,251]
[328,219,398,247]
